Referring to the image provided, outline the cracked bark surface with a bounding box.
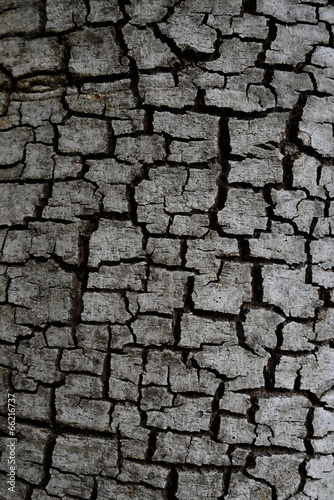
[0,0,334,499]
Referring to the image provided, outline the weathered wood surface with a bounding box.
[0,0,334,498]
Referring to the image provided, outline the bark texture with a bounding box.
[0,0,334,499]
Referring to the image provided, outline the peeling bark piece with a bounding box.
[67,27,128,77]
[159,2,217,53]
[266,24,328,65]
[137,268,190,314]
[0,0,41,36]
[58,116,109,155]
[193,262,252,314]
[177,470,224,499]
[249,222,306,264]
[132,315,173,345]
[225,472,272,499]
[56,374,111,430]
[193,343,268,390]
[256,395,310,451]
[218,188,268,235]
[82,292,131,323]
[251,454,304,500]
[243,308,284,354]
[46,0,86,32]
[52,434,118,476]
[7,260,74,325]
[1,182,47,225]
[0,127,33,165]
[88,220,144,266]
[46,469,93,499]
[262,265,321,318]
[97,479,165,500]
[147,395,212,431]
[88,0,122,22]
[123,24,175,69]
[115,135,165,163]
[88,262,146,291]
[118,462,168,489]
[138,72,197,108]
[299,96,334,157]
[109,349,143,401]
[0,37,65,77]
[180,313,235,348]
